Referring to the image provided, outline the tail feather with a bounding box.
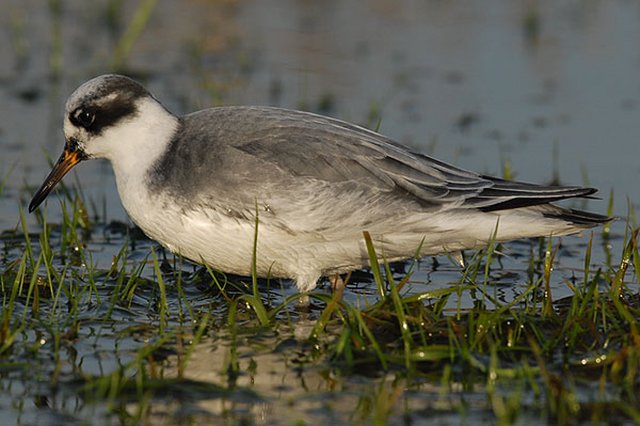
[541,207,613,227]
[466,177,610,228]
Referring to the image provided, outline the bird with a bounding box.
[29,74,610,292]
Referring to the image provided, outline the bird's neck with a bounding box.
[107,98,180,212]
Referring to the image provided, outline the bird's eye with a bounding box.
[72,108,96,128]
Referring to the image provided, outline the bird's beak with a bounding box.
[29,142,85,213]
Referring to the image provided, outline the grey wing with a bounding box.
[231,107,597,211]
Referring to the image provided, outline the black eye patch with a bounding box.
[69,96,138,135]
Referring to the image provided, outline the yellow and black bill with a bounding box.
[28,141,87,213]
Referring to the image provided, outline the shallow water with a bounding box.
[0,0,639,424]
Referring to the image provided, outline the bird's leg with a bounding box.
[329,272,350,299]
[329,273,344,290]
[297,293,311,310]
[452,251,465,268]
[298,272,348,311]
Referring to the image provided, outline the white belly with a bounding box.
[119,187,359,281]
[115,176,585,292]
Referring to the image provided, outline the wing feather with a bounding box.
[230,107,597,210]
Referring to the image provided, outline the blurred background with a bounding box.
[0,0,638,230]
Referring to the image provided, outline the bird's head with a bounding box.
[29,74,176,212]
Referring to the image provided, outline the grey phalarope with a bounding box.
[29,74,610,291]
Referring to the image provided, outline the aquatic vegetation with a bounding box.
[0,192,638,424]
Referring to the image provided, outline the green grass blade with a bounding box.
[363,231,386,301]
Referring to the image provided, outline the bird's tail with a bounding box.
[539,206,613,227]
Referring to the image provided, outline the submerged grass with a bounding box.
[0,190,638,424]
[305,221,640,423]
